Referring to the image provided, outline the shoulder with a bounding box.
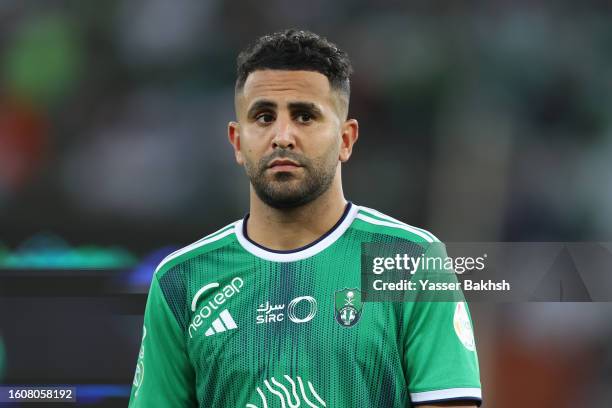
[154,220,239,278]
[352,204,441,244]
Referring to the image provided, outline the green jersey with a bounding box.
[128,203,481,407]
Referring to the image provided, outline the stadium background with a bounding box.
[1,1,612,407]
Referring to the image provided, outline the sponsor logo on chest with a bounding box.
[256,296,318,325]
[188,277,243,338]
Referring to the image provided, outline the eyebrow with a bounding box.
[288,101,323,116]
[246,100,277,118]
[246,99,324,118]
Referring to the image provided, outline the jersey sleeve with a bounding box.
[128,275,197,407]
[403,242,482,406]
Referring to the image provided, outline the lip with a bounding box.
[268,159,301,169]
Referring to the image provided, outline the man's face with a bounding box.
[231,70,348,209]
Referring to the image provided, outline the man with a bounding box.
[129,29,481,407]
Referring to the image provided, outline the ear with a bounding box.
[228,121,244,165]
[339,119,359,162]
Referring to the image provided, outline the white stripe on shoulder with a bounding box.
[355,213,434,243]
[357,206,439,242]
[155,222,238,274]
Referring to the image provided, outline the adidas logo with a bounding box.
[205,309,237,336]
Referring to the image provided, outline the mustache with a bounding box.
[261,151,307,168]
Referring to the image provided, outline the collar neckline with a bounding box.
[235,202,357,262]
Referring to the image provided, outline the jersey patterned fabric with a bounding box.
[128,203,482,407]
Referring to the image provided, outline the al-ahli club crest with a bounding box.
[334,288,363,327]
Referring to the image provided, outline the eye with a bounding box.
[256,113,275,124]
[296,112,313,123]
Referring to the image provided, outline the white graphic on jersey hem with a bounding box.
[454,302,476,351]
[246,375,326,408]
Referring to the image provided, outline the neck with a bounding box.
[246,179,348,251]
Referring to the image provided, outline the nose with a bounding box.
[271,115,296,150]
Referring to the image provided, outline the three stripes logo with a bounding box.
[204,309,237,337]
[246,375,326,408]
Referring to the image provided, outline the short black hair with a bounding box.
[235,29,352,98]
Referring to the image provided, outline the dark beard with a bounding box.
[245,150,337,209]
